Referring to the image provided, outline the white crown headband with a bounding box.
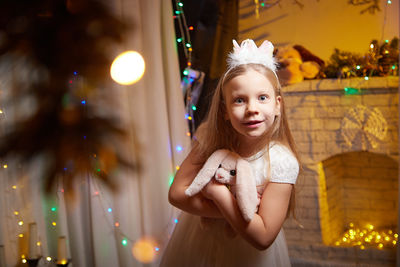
[227,39,277,72]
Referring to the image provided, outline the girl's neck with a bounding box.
[236,136,269,158]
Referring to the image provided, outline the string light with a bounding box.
[175,146,182,152]
[18,221,23,226]
[334,223,398,249]
[168,175,174,187]
[46,257,52,262]
[52,222,57,226]
[3,164,8,168]
[175,166,180,171]
[107,208,112,213]
[121,238,128,246]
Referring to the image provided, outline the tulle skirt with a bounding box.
[160,212,291,267]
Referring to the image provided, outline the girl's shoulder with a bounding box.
[268,141,299,184]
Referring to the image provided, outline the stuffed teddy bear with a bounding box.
[276,45,324,85]
[185,149,259,222]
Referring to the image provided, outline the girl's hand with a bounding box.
[201,179,228,200]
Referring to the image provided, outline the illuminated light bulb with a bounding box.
[384,236,390,241]
[132,237,158,263]
[384,50,389,54]
[261,2,265,6]
[185,43,191,48]
[188,116,192,120]
[122,238,128,246]
[189,26,194,30]
[393,240,397,245]
[387,0,391,4]
[155,247,160,252]
[392,65,396,70]
[186,132,191,137]
[175,166,180,170]
[51,207,57,212]
[18,221,23,226]
[4,164,7,168]
[356,65,360,70]
[52,222,56,226]
[12,185,17,189]
[360,245,365,250]
[19,234,24,238]
[175,11,180,15]
[46,257,52,262]
[115,222,120,227]
[360,233,364,237]
[370,44,374,49]
[108,208,112,213]
[183,69,189,75]
[176,146,182,152]
[81,100,86,105]
[178,2,183,7]
[14,211,19,215]
[110,51,145,85]
[376,235,381,240]
[21,254,26,259]
[177,38,182,43]
[187,62,192,66]
[364,76,369,80]
[335,241,340,246]
[174,219,178,224]
[188,48,192,52]
[191,105,197,111]
[74,71,78,75]
[378,243,383,249]
[22,259,27,263]
[394,233,398,238]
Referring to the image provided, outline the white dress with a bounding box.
[160,142,299,267]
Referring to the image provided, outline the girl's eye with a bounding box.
[259,95,268,101]
[230,170,236,176]
[234,98,244,104]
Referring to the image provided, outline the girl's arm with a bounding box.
[202,180,292,250]
[168,144,223,218]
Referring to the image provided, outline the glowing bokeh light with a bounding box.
[110,51,145,85]
[132,237,158,263]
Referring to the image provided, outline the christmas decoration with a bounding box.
[0,0,137,198]
[322,37,399,79]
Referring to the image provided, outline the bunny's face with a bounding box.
[214,157,237,185]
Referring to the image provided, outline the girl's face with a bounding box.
[223,69,281,145]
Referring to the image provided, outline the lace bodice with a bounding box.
[244,142,299,193]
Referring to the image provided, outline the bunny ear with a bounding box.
[235,159,259,222]
[185,149,230,196]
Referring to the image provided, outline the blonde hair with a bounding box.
[195,63,300,217]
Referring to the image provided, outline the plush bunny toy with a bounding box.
[185,149,259,222]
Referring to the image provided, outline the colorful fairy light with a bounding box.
[107,208,112,213]
[168,175,174,187]
[175,146,182,152]
[121,238,128,246]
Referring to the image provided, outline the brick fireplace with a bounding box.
[282,77,398,266]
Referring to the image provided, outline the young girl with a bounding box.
[161,39,300,266]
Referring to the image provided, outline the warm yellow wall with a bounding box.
[239,0,399,61]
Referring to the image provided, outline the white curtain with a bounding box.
[0,0,190,266]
